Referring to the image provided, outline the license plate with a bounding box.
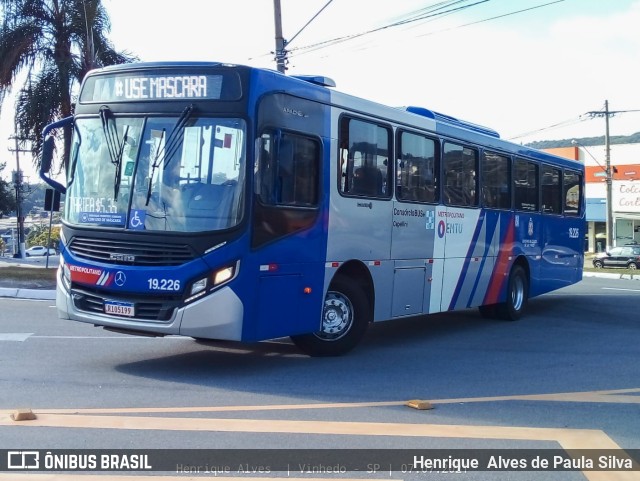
[104,300,135,317]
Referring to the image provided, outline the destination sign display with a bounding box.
[80,71,240,103]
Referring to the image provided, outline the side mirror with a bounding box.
[40,135,55,174]
[39,115,73,194]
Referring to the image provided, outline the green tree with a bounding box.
[0,0,136,172]
[27,222,60,249]
[0,162,17,215]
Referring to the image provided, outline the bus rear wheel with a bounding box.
[291,277,370,357]
[496,265,528,321]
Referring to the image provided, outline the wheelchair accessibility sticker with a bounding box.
[129,209,146,230]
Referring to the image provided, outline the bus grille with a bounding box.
[68,237,194,266]
[71,285,180,322]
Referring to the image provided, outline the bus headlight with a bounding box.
[213,266,234,286]
[190,277,208,296]
[185,261,239,304]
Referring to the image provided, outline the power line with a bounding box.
[287,0,334,47]
[507,115,590,141]
[288,0,490,58]
[508,108,640,141]
[287,0,566,60]
[416,0,566,38]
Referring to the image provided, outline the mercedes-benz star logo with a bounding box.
[115,271,126,287]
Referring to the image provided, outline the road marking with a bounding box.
[0,333,32,341]
[0,411,622,451]
[0,412,635,480]
[29,387,640,415]
[602,287,640,293]
[3,390,639,481]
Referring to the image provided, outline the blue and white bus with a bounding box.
[40,61,584,356]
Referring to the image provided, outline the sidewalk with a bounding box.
[0,255,57,300]
[0,286,55,300]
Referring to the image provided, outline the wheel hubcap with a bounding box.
[511,276,525,311]
[316,291,353,341]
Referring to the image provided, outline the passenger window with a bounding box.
[514,159,539,212]
[443,142,478,207]
[563,170,582,216]
[481,151,510,209]
[339,117,391,198]
[397,131,438,203]
[541,165,562,214]
[257,130,319,208]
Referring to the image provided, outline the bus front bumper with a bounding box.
[56,273,244,341]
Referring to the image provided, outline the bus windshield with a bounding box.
[65,115,246,232]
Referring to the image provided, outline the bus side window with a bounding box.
[257,130,319,208]
[541,165,562,214]
[443,142,478,207]
[396,130,438,203]
[514,158,539,212]
[481,151,510,209]
[563,170,582,216]
[338,116,391,199]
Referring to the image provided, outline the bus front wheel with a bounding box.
[291,278,370,357]
[496,265,528,321]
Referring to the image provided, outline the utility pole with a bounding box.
[9,122,29,258]
[587,100,616,250]
[272,0,334,74]
[273,0,287,73]
[604,100,613,251]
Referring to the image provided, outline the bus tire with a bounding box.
[291,277,370,357]
[497,265,528,321]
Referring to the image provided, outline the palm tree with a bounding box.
[0,0,136,172]
[0,162,17,215]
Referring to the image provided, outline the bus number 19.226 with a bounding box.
[147,278,181,291]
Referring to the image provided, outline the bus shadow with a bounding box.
[115,290,639,401]
[114,306,520,397]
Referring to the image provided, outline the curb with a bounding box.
[583,272,640,281]
[0,288,56,300]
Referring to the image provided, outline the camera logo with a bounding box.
[8,451,40,469]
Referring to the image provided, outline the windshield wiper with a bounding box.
[144,104,195,206]
[100,105,129,200]
[67,123,82,188]
[145,128,166,206]
[162,104,195,168]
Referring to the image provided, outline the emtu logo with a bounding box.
[8,451,39,469]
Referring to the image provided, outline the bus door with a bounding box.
[250,94,328,340]
[439,143,493,311]
[328,116,394,320]
[391,132,441,316]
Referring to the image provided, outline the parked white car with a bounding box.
[25,245,56,256]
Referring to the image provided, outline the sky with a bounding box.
[2,0,640,182]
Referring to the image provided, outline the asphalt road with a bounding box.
[0,277,639,480]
